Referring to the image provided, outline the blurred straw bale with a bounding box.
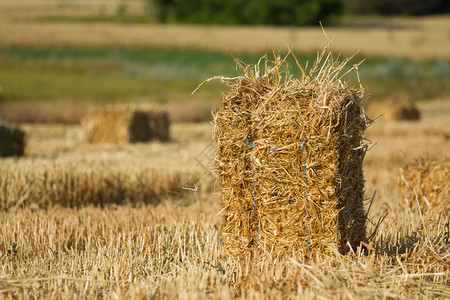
[82,104,169,143]
[367,97,420,121]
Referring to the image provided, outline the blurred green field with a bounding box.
[0,1,449,124]
[0,47,448,104]
[0,48,230,103]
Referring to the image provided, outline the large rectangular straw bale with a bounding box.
[0,123,26,157]
[398,157,449,212]
[82,106,170,143]
[212,49,369,260]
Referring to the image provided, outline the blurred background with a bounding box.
[0,0,449,123]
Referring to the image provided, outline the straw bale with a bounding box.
[82,106,170,143]
[0,123,26,157]
[211,49,370,260]
[367,98,420,121]
[398,157,449,212]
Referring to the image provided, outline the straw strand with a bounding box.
[244,139,258,252]
[245,139,282,254]
[302,141,310,259]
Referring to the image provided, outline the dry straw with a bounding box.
[0,123,26,157]
[82,105,170,143]
[207,46,371,260]
[398,156,449,212]
[0,159,214,210]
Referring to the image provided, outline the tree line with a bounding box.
[148,0,450,26]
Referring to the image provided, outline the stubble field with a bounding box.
[1,99,449,298]
[0,1,449,298]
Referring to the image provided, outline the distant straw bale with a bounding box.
[398,157,449,212]
[0,123,26,157]
[367,98,420,121]
[82,106,170,143]
[210,48,370,260]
